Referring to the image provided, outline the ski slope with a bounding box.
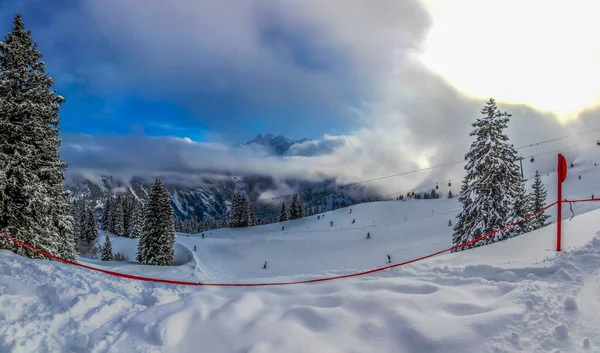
[1,157,600,352]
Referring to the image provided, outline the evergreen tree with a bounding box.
[508,179,533,236]
[239,195,249,227]
[112,195,125,236]
[72,201,83,240]
[530,170,551,230]
[247,203,257,226]
[452,179,475,251]
[0,14,75,260]
[122,195,132,236]
[452,98,522,250]
[174,218,184,232]
[229,193,246,228]
[183,217,195,233]
[82,207,98,245]
[448,190,453,199]
[136,178,175,265]
[290,193,302,220]
[279,202,288,222]
[101,196,112,231]
[125,198,142,238]
[220,214,228,228]
[101,233,113,261]
[55,191,77,260]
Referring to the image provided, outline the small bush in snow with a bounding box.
[112,252,127,261]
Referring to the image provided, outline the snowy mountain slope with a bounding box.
[1,204,600,352]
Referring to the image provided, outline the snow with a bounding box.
[2,157,600,352]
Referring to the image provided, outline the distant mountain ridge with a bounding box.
[242,133,311,155]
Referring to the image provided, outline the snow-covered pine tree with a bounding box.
[101,196,112,231]
[55,191,77,260]
[452,98,523,250]
[128,200,143,238]
[203,219,211,232]
[207,217,217,230]
[247,203,257,226]
[112,195,125,236]
[299,197,306,217]
[452,179,475,252]
[72,201,84,241]
[229,193,241,228]
[279,202,288,222]
[122,194,132,237]
[136,178,175,265]
[83,208,98,245]
[185,216,199,233]
[174,218,184,232]
[124,197,141,237]
[508,178,533,236]
[530,170,551,230]
[220,214,228,228]
[289,193,301,220]
[239,194,249,227]
[101,233,113,261]
[0,14,75,260]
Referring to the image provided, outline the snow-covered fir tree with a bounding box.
[229,193,250,228]
[279,202,288,222]
[247,203,257,226]
[508,179,533,236]
[530,170,551,230]
[289,193,302,220]
[121,195,132,236]
[219,215,228,228]
[82,207,98,245]
[101,196,112,231]
[452,179,474,251]
[136,178,175,266]
[125,197,143,238]
[0,14,76,260]
[174,218,184,232]
[101,233,113,261]
[229,193,242,228]
[184,216,200,233]
[112,195,125,236]
[452,98,523,250]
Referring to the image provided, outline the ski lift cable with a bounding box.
[258,137,600,201]
[515,126,600,150]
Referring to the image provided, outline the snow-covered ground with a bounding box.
[2,156,600,352]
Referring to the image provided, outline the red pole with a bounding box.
[557,154,567,252]
[557,170,562,252]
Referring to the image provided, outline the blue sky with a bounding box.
[0,0,370,143]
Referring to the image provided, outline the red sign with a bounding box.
[557,154,567,183]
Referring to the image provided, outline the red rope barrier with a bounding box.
[0,201,560,287]
[562,198,600,221]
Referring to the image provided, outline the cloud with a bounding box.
[7,0,598,196]
[0,0,431,138]
[286,136,347,157]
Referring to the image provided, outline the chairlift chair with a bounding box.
[530,157,535,162]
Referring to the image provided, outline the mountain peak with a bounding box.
[243,133,310,155]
